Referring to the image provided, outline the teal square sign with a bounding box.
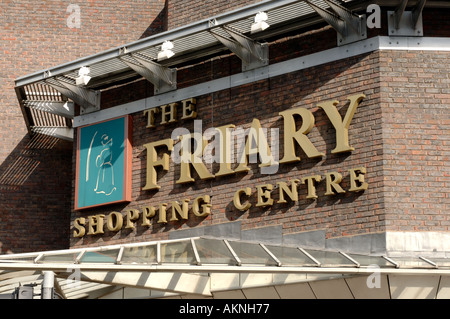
[75,116,132,210]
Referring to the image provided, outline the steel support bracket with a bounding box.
[45,78,100,115]
[210,26,269,71]
[388,0,425,36]
[23,100,74,119]
[306,0,367,46]
[120,54,177,95]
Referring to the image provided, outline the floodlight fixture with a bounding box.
[251,11,269,33]
[75,66,91,86]
[157,41,175,61]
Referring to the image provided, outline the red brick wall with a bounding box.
[380,50,450,232]
[0,135,72,253]
[0,0,166,254]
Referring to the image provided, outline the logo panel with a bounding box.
[75,116,132,210]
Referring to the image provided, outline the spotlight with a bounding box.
[157,41,175,61]
[75,66,91,86]
[251,11,270,33]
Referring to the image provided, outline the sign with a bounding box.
[75,115,132,210]
[73,166,367,237]
[73,93,371,238]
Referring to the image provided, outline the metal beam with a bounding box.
[23,100,74,119]
[210,25,268,70]
[305,0,367,45]
[388,0,425,36]
[306,0,347,36]
[224,26,268,63]
[411,0,426,28]
[1,261,450,276]
[260,244,282,267]
[120,54,177,94]
[339,251,360,267]
[323,0,365,35]
[298,247,321,266]
[191,238,202,266]
[224,239,242,266]
[45,78,100,114]
[394,0,408,29]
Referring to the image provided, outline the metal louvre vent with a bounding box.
[17,84,73,141]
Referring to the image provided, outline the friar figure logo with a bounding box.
[92,133,116,196]
[77,115,130,210]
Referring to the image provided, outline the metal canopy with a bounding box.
[14,0,437,141]
[14,0,371,141]
[0,237,449,299]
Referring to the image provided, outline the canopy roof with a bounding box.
[13,0,437,141]
[1,237,449,299]
[14,0,371,141]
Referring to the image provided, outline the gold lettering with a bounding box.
[73,217,86,238]
[279,107,324,163]
[349,167,368,192]
[192,195,212,217]
[177,133,214,184]
[317,94,365,153]
[256,183,274,207]
[106,212,123,232]
[142,206,156,226]
[215,124,236,177]
[170,199,190,221]
[125,209,140,229]
[302,175,321,199]
[181,98,197,120]
[87,214,105,235]
[158,203,168,223]
[233,187,252,211]
[143,138,174,190]
[325,171,345,195]
[160,102,178,125]
[143,108,160,128]
[277,179,300,203]
[236,119,276,172]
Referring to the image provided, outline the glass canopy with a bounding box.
[1,237,447,270]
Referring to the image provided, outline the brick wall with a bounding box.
[0,0,166,253]
[380,50,450,232]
